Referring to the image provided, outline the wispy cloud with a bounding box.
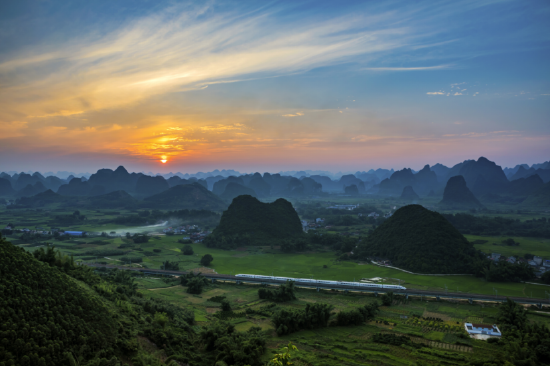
[0,3,431,118]
[427,91,445,95]
[363,65,451,71]
[282,112,305,117]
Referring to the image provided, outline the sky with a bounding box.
[0,0,549,174]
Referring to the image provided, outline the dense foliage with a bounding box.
[198,322,266,366]
[258,281,297,302]
[182,245,194,255]
[335,302,379,326]
[180,272,209,294]
[472,259,535,282]
[357,205,479,274]
[272,303,334,336]
[495,299,550,365]
[204,195,303,248]
[200,254,213,266]
[0,236,119,365]
[443,213,550,238]
[372,333,422,348]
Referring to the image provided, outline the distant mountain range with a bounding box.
[2,157,549,210]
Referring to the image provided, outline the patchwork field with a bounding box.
[135,278,550,365]
[10,230,550,299]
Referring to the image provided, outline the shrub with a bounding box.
[220,299,232,312]
[201,254,213,266]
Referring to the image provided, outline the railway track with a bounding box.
[85,263,550,307]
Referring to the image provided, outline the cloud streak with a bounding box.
[0,3,430,119]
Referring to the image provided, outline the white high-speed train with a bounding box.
[235,274,406,290]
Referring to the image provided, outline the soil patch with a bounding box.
[148,285,181,291]
[188,266,217,274]
[206,307,219,314]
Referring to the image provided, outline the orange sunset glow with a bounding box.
[0,1,547,174]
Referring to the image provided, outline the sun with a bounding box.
[160,155,167,164]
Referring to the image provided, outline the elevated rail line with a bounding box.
[86,264,550,308]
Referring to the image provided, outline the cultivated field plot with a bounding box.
[8,227,550,299]
[134,280,550,365]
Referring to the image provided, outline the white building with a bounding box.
[464,323,501,337]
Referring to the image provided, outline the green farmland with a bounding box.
[134,277,550,365]
[12,232,550,300]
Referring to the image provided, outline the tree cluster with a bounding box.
[472,259,535,282]
[198,322,266,366]
[272,303,334,336]
[372,333,422,348]
[494,298,550,364]
[443,213,550,238]
[0,236,119,366]
[162,261,179,271]
[180,272,208,294]
[335,302,379,326]
[258,281,297,302]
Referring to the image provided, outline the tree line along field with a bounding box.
[136,278,549,365]
[10,231,550,300]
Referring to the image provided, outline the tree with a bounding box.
[182,244,194,255]
[154,312,169,330]
[201,254,214,266]
[162,261,179,271]
[220,299,231,312]
[502,238,519,246]
[497,298,527,332]
[180,272,208,294]
[542,271,550,285]
[268,342,298,366]
[381,291,394,306]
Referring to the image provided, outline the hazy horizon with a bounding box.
[3,156,549,179]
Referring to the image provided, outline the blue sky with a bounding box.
[0,0,548,173]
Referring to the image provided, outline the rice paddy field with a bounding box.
[2,201,550,301]
[135,278,550,365]
[7,230,550,300]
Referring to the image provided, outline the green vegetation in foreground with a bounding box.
[138,275,550,365]
[4,232,550,365]
[1,236,270,366]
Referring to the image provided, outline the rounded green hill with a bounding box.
[357,204,478,274]
[207,195,303,245]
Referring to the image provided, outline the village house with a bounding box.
[489,253,501,261]
[327,204,359,210]
[464,323,501,337]
[534,256,543,266]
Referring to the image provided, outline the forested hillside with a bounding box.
[357,205,480,274]
[204,195,303,248]
[0,236,268,365]
[0,237,119,365]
